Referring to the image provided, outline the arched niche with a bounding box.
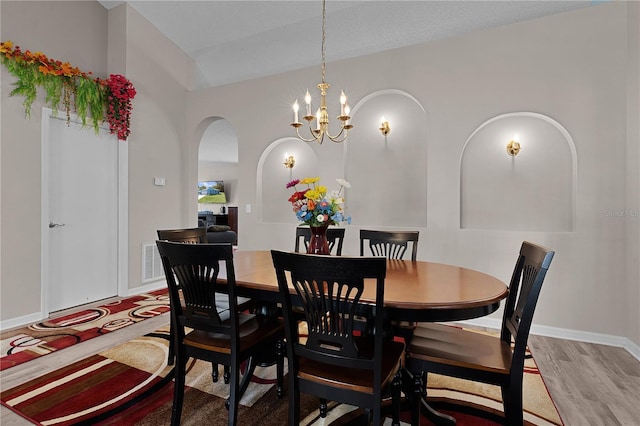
[197,117,239,209]
[257,138,319,223]
[460,112,576,231]
[344,89,428,228]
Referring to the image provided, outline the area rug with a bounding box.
[0,289,169,371]
[0,326,563,426]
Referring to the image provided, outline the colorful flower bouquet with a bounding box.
[286,177,351,227]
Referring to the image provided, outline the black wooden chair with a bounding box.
[157,228,207,366]
[157,241,284,426]
[360,229,420,342]
[359,229,419,260]
[157,227,252,384]
[271,250,405,426]
[295,226,346,255]
[157,227,207,244]
[406,241,555,426]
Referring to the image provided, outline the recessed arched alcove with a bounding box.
[257,138,319,223]
[197,117,239,209]
[460,112,576,231]
[344,89,428,228]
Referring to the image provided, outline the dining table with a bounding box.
[219,250,509,425]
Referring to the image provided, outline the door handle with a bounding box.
[49,222,66,228]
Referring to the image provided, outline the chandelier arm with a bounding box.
[295,126,323,143]
[324,126,345,140]
[325,128,348,143]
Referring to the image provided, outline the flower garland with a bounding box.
[104,74,136,140]
[0,40,136,140]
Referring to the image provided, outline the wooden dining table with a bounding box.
[227,250,508,322]
[221,250,509,425]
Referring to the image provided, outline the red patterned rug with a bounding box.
[0,326,563,426]
[0,289,169,371]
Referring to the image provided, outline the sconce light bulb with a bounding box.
[379,116,390,136]
[283,153,295,169]
[507,135,521,156]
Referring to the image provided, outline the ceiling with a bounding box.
[96,1,596,164]
[98,0,594,90]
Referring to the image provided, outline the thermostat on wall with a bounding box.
[154,177,166,186]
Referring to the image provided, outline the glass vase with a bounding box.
[308,224,330,255]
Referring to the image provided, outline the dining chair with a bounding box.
[157,241,285,426]
[271,250,405,426]
[294,226,345,255]
[360,229,420,342]
[360,229,419,260]
[157,227,207,244]
[157,228,253,384]
[406,241,555,426]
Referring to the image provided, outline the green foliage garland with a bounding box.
[0,40,136,140]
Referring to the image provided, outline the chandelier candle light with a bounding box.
[290,0,352,144]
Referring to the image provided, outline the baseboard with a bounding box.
[1,282,168,332]
[460,317,640,362]
[127,279,167,297]
[0,312,44,331]
[3,296,639,362]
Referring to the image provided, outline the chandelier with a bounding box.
[290,0,352,144]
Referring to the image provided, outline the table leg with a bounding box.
[402,369,456,426]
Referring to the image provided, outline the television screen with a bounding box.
[198,180,227,204]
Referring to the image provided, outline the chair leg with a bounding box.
[319,398,328,418]
[228,359,240,426]
[391,371,402,426]
[289,371,300,426]
[167,317,175,365]
[211,362,219,382]
[276,339,284,399]
[502,384,524,426]
[410,372,423,426]
[224,365,230,384]
[171,351,186,426]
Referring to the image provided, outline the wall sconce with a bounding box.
[506,134,521,156]
[283,152,295,169]
[379,116,390,136]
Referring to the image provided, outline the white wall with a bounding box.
[0,1,194,322]
[1,0,108,320]
[113,4,194,291]
[185,3,639,347]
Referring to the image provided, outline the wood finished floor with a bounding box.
[1,312,639,425]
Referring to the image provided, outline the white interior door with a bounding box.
[44,114,119,313]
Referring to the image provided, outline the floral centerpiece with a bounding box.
[286,177,351,226]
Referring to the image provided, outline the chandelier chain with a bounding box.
[321,0,326,84]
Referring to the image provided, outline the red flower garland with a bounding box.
[104,74,137,140]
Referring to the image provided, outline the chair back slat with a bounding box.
[360,229,419,261]
[294,274,365,359]
[156,241,238,335]
[272,251,386,371]
[295,226,346,255]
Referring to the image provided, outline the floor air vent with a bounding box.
[142,243,164,283]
